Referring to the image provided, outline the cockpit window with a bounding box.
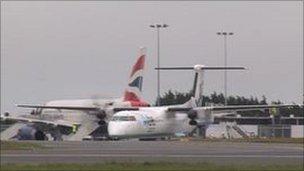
[111,115,136,121]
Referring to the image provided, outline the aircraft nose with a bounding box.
[108,121,126,137]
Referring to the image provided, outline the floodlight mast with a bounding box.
[150,24,169,106]
[217,31,234,106]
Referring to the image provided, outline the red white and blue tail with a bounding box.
[123,48,149,106]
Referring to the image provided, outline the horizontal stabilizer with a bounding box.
[155,66,246,70]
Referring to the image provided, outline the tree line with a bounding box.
[157,90,303,117]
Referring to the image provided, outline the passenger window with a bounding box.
[111,116,119,121]
[129,116,136,121]
[111,115,136,121]
[120,116,129,121]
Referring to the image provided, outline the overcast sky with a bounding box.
[1,1,303,113]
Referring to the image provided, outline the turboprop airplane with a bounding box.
[1,48,149,141]
[108,65,299,139]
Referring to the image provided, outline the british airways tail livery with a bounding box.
[124,47,149,107]
[2,47,150,141]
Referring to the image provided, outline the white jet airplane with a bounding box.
[108,65,298,139]
[1,48,149,141]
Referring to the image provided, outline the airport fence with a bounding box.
[207,124,303,138]
[258,125,293,138]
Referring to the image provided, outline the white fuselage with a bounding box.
[108,107,195,138]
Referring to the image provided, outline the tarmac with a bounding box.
[1,140,303,165]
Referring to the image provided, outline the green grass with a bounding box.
[0,141,46,151]
[244,137,304,144]
[182,137,304,144]
[1,162,303,171]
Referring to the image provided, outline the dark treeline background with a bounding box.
[157,90,303,117]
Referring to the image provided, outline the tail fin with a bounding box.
[123,47,147,104]
[156,65,246,106]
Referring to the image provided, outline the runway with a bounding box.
[1,140,303,165]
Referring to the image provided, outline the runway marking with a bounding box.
[2,154,303,158]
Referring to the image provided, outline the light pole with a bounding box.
[150,23,169,106]
[217,31,234,106]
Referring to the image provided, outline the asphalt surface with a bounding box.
[1,140,303,165]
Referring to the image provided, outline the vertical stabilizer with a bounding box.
[193,65,205,106]
[123,47,147,104]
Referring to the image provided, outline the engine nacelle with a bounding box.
[96,112,106,120]
[89,110,107,125]
[17,125,47,140]
[187,108,213,126]
[4,112,9,117]
[88,110,106,120]
[187,110,198,119]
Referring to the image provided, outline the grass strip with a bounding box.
[179,138,304,144]
[1,162,303,171]
[0,141,46,151]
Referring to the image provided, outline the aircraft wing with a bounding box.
[17,104,139,113]
[166,104,301,125]
[167,104,300,113]
[17,104,100,111]
[167,107,192,112]
[1,115,80,128]
[208,104,298,112]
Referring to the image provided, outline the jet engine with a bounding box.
[17,125,48,140]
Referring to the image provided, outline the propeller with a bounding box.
[88,93,117,126]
